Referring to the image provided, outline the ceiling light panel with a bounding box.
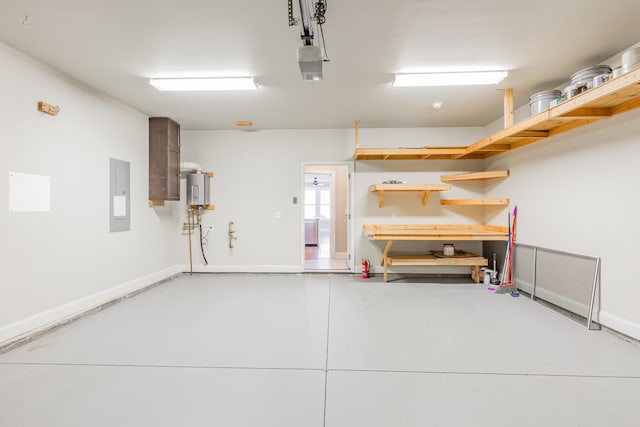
[393,71,508,87]
[150,77,257,91]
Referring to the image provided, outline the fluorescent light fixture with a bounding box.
[393,71,508,87]
[149,77,257,91]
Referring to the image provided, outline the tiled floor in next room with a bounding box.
[304,221,349,271]
[2,274,640,426]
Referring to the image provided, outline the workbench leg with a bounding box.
[382,240,393,284]
[473,265,480,283]
[384,257,388,283]
[422,191,430,206]
[381,241,394,265]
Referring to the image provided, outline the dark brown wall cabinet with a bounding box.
[149,117,180,201]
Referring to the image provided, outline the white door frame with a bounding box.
[301,162,355,272]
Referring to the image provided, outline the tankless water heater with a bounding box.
[186,172,211,206]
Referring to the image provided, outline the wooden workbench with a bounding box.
[363,224,509,282]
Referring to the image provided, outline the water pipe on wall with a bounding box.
[187,208,194,275]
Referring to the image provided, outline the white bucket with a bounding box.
[564,84,586,100]
[622,48,640,74]
[613,67,623,78]
[481,268,493,286]
[529,90,563,116]
[593,73,610,87]
[570,65,612,89]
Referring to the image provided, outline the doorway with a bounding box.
[303,164,352,271]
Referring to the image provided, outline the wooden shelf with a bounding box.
[369,183,452,207]
[364,224,507,282]
[441,170,509,182]
[441,198,509,206]
[355,147,475,160]
[363,224,509,241]
[354,68,640,160]
[383,253,487,283]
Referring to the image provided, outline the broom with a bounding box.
[494,210,511,294]
[495,206,519,296]
[507,207,520,297]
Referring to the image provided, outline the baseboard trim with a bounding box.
[182,265,302,273]
[599,311,640,341]
[0,265,182,348]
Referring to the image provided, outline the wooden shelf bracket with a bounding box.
[38,101,60,116]
[422,191,430,206]
[369,183,451,207]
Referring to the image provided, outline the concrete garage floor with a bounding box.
[1,274,640,426]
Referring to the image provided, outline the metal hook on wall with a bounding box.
[228,221,237,249]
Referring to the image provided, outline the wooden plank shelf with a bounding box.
[441,198,509,206]
[354,68,640,160]
[441,170,509,182]
[355,147,479,161]
[369,183,452,207]
[383,253,487,283]
[363,224,509,241]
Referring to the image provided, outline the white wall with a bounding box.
[482,42,640,340]
[483,109,640,339]
[181,127,489,275]
[0,42,180,343]
[180,129,354,272]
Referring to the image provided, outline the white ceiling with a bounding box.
[1,0,639,130]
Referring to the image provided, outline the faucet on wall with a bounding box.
[228,221,237,249]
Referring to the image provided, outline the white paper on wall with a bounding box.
[9,172,51,213]
[113,195,127,217]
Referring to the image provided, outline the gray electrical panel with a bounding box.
[110,158,130,232]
